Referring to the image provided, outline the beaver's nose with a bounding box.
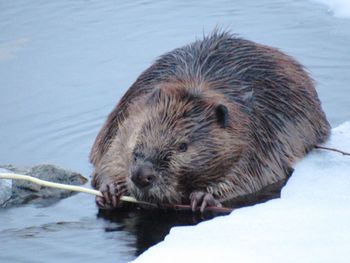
[131,165,155,189]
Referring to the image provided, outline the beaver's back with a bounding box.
[91,32,330,171]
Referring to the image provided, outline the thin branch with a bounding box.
[161,203,233,214]
[315,145,350,156]
[0,173,233,214]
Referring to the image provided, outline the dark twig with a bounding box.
[315,145,350,156]
[160,203,234,214]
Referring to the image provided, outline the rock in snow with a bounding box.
[133,122,350,263]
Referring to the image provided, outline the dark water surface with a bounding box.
[1,0,350,262]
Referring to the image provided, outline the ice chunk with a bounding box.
[313,0,350,18]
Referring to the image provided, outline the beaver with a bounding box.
[90,31,330,212]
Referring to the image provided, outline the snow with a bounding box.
[313,0,350,18]
[133,122,350,263]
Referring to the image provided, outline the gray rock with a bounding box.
[0,168,12,207]
[0,164,88,208]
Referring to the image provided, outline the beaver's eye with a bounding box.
[178,143,188,152]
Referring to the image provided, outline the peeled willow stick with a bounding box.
[0,173,138,204]
[0,173,233,214]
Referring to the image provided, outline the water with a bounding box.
[0,0,349,262]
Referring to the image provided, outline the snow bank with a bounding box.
[313,0,350,18]
[133,122,350,263]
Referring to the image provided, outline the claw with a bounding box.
[95,180,128,210]
[190,191,222,213]
[96,195,105,208]
[190,192,204,211]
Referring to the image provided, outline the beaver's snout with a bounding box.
[131,162,156,189]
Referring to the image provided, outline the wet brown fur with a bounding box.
[90,31,330,206]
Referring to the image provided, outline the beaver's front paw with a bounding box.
[96,180,128,210]
[189,191,222,212]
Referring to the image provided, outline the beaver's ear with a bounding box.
[215,104,229,128]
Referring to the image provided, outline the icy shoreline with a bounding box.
[133,122,350,263]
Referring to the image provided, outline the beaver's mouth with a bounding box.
[128,179,182,205]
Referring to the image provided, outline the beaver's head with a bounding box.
[126,86,247,204]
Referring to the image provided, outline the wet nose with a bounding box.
[131,165,155,188]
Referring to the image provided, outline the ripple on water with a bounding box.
[0,219,136,263]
